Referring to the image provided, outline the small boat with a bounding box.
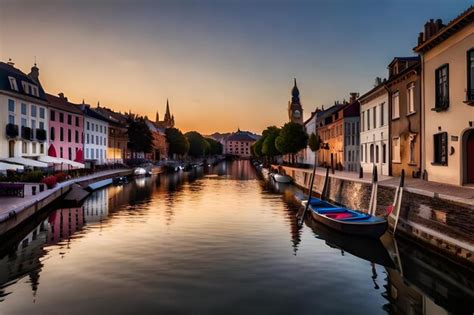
[134,167,147,176]
[271,173,292,183]
[303,197,387,238]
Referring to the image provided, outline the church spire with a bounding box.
[164,99,171,121]
[156,111,159,123]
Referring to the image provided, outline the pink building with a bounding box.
[46,93,84,163]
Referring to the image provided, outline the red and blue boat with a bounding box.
[303,197,388,239]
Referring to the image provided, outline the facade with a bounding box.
[386,57,422,178]
[342,96,361,172]
[155,99,175,129]
[415,9,474,185]
[46,93,84,163]
[0,62,49,165]
[359,84,390,176]
[94,107,129,163]
[301,108,321,165]
[315,104,344,168]
[146,119,168,161]
[80,104,109,166]
[224,130,256,158]
[288,79,304,125]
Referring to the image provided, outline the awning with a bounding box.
[38,155,85,169]
[0,162,24,172]
[1,157,49,168]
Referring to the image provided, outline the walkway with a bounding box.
[0,169,131,221]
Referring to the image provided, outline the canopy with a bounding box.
[38,155,85,169]
[1,157,49,168]
[0,162,24,172]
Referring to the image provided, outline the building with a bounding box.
[146,118,168,161]
[342,95,361,172]
[94,106,129,164]
[414,7,474,185]
[80,103,109,166]
[315,103,344,168]
[46,93,84,164]
[301,108,321,165]
[0,61,50,169]
[386,57,422,178]
[223,130,256,158]
[359,81,390,176]
[288,79,304,125]
[155,99,175,129]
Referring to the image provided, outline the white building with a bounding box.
[224,130,256,158]
[81,104,109,166]
[0,61,49,169]
[415,10,474,185]
[301,109,319,165]
[359,83,389,176]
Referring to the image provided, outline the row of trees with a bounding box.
[252,122,321,164]
[126,116,222,160]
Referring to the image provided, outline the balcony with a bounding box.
[21,126,32,141]
[6,123,19,139]
[36,128,47,142]
[464,89,474,105]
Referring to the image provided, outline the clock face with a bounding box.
[294,110,301,118]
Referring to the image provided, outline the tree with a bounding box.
[205,138,223,155]
[127,116,153,158]
[185,131,209,157]
[275,122,308,164]
[165,128,189,158]
[261,127,280,163]
[252,137,264,157]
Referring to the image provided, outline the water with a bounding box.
[0,160,473,314]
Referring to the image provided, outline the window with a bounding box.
[8,115,15,124]
[87,122,90,130]
[380,102,385,126]
[435,64,449,109]
[8,99,15,112]
[392,92,400,119]
[87,134,90,144]
[21,103,27,115]
[75,116,79,127]
[407,82,416,114]
[86,148,89,159]
[60,127,64,141]
[433,132,448,165]
[31,105,37,117]
[31,119,36,131]
[68,129,72,142]
[60,147,63,158]
[22,142,27,154]
[392,137,401,163]
[51,110,56,121]
[373,106,377,128]
[367,109,370,130]
[8,77,18,91]
[104,126,107,134]
[51,127,55,141]
[75,130,79,143]
[467,49,474,101]
[32,143,37,154]
[100,125,103,133]
[39,121,44,130]
[409,136,416,164]
[39,107,45,119]
[59,113,64,123]
[67,115,72,125]
[370,144,374,163]
[375,145,379,163]
[382,143,387,164]
[21,118,27,127]
[91,134,94,144]
[68,148,72,160]
[40,144,44,154]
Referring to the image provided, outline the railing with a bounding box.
[6,123,19,138]
[36,128,47,141]
[21,126,32,140]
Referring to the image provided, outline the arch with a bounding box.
[462,128,474,184]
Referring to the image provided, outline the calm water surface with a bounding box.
[0,161,473,314]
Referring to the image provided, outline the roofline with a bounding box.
[0,90,49,105]
[414,6,474,53]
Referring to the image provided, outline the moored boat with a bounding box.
[134,167,147,176]
[271,173,292,183]
[303,197,388,238]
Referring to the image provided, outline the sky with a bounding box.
[0,0,471,134]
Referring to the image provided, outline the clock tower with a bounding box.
[288,78,303,124]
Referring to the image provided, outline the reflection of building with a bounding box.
[84,189,109,223]
[0,220,48,302]
[47,207,85,244]
[414,8,474,185]
[223,130,256,158]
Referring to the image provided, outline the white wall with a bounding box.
[84,116,108,165]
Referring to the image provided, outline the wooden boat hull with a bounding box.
[309,209,387,238]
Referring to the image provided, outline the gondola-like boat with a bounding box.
[303,197,388,238]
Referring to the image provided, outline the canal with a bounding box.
[0,160,473,314]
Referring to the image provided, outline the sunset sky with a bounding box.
[0,0,471,134]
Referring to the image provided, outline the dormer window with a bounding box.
[8,77,18,91]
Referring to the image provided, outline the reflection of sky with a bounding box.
[1,0,471,133]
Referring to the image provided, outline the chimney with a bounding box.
[423,18,444,42]
[349,92,359,103]
[29,64,40,84]
[7,58,14,66]
[58,92,67,101]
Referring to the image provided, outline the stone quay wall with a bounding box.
[276,165,474,266]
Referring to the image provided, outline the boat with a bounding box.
[271,173,292,183]
[303,197,388,238]
[134,167,147,176]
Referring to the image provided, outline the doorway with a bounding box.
[8,140,15,158]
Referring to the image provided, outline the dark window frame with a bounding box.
[467,48,474,103]
[434,64,449,111]
[433,132,448,166]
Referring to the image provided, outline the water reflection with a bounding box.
[0,161,472,314]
